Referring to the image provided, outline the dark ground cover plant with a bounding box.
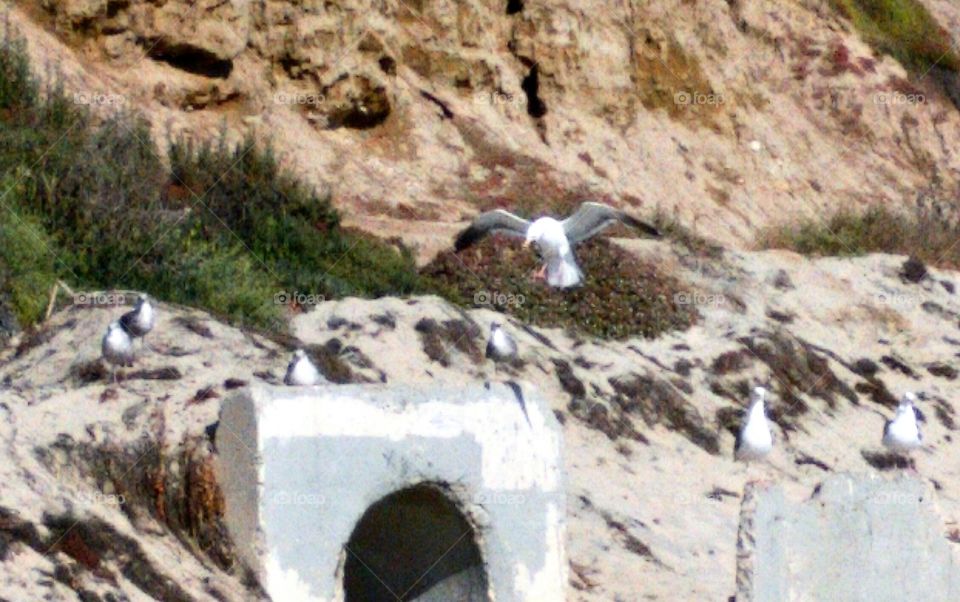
[421,235,697,340]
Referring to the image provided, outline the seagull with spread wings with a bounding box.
[454,201,661,288]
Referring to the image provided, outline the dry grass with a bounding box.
[759,202,960,269]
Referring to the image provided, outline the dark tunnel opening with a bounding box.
[343,484,490,601]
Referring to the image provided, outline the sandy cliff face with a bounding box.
[8,0,960,258]
[2,244,959,600]
[4,2,960,600]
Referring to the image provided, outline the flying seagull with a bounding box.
[120,294,155,351]
[486,322,518,364]
[284,349,324,386]
[882,392,922,453]
[101,320,134,383]
[454,201,661,288]
[735,386,773,462]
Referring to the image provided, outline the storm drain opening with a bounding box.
[343,484,490,601]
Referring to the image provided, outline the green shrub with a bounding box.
[0,31,422,331]
[168,135,422,300]
[0,179,59,325]
[831,0,960,74]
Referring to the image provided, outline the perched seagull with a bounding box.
[120,294,155,351]
[101,321,134,383]
[454,201,661,288]
[735,387,774,462]
[486,322,518,364]
[284,349,323,386]
[882,392,923,453]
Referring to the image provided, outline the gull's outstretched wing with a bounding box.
[454,209,532,251]
[562,202,661,244]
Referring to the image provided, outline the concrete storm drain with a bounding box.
[214,383,567,601]
[343,484,488,600]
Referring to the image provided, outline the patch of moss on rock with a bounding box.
[422,237,696,341]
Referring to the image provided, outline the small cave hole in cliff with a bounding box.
[506,0,524,14]
[327,86,391,130]
[146,41,233,79]
[343,484,490,601]
[521,64,547,118]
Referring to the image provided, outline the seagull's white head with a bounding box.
[293,349,307,360]
[523,219,546,249]
[902,391,917,406]
[490,321,501,332]
[751,386,767,406]
[523,217,566,255]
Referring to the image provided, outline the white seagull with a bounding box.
[101,320,134,383]
[120,294,155,351]
[735,386,774,462]
[454,201,661,288]
[882,392,923,453]
[486,322,518,364]
[284,349,323,386]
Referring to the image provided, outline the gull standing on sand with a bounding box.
[735,387,773,462]
[284,349,323,386]
[120,294,155,351]
[486,322,518,365]
[101,321,134,383]
[882,392,923,452]
[454,201,661,288]
[483,324,530,425]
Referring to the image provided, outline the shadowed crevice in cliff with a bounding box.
[323,77,391,130]
[144,40,233,79]
[521,64,547,118]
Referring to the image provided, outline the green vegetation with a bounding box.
[831,0,960,74]
[0,32,420,331]
[759,204,960,268]
[422,237,697,340]
[0,185,58,325]
[0,31,695,342]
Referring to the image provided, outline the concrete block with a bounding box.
[736,473,960,602]
[214,383,566,601]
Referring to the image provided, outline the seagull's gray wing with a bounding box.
[562,202,661,244]
[454,209,531,251]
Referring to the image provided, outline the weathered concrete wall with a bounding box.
[736,473,960,602]
[215,383,566,602]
